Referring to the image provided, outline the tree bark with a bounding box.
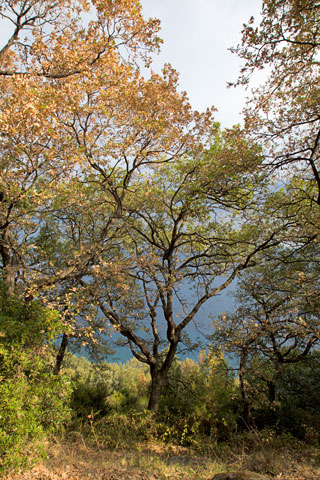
[147,369,166,413]
[53,332,69,375]
[0,236,17,296]
[239,347,254,428]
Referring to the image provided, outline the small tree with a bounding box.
[211,243,320,427]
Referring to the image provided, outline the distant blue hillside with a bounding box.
[108,283,236,364]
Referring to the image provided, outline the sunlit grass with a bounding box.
[6,433,320,480]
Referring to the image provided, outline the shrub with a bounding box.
[158,352,237,445]
[78,410,159,449]
[240,351,320,440]
[0,288,72,474]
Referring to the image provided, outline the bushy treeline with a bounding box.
[66,350,320,447]
[64,351,237,446]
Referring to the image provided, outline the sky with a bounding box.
[140,0,263,127]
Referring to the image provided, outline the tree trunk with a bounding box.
[0,239,17,296]
[53,332,69,374]
[267,379,276,405]
[239,347,254,428]
[147,370,165,413]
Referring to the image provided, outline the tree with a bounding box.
[211,242,320,426]
[274,351,320,438]
[0,0,151,292]
[228,2,320,426]
[75,128,284,412]
[0,1,213,373]
[159,352,237,443]
[231,0,320,237]
[0,0,161,77]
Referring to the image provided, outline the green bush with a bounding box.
[238,351,320,441]
[107,359,150,411]
[64,354,112,420]
[64,355,150,421]
[158,352,237,445]
[87,410,159,449]
[276,354,320,441]
[0,288,72,474]
[71,378,111,419]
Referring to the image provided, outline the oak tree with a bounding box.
[232,0,320,238]
[77,128,283,412]
[211,242,320,425]
[0,1,211,301]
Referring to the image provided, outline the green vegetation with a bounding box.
[63,349,320,447]
[1,0,320,478]
[0,286,71,472]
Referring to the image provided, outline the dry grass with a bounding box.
[6,438,221,480]
[5,436,320,480]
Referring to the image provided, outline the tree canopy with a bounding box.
[1,0,320,421]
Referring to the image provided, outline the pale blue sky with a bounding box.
[140,0,263,126]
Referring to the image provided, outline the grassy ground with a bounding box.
[5,435,320,480]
